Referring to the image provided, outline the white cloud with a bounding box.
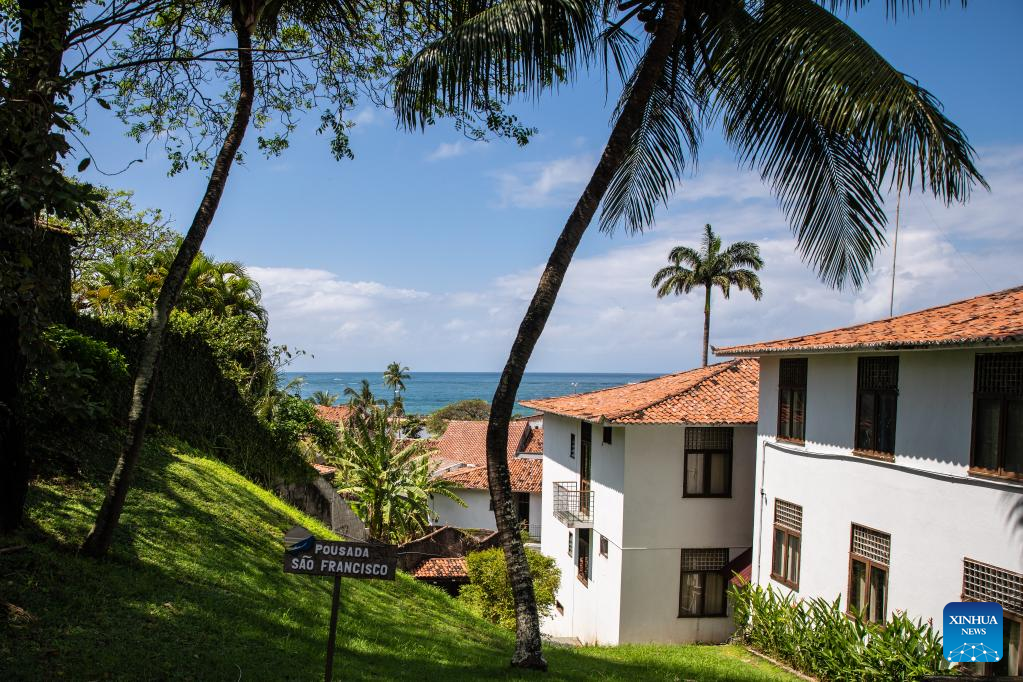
[427,141,475,161]
[492,154,594,208]
[256,145,1023,372]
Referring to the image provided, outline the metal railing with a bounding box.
[519,522,542,543]
[553,481,594,528]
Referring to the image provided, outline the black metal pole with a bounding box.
[324,576,342,682]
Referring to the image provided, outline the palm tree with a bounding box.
[309,390,340,407]
[395,0,984,667]
[332,405,465,543]
[344,379,382,417]
[383,361,410,398]
[652,224,763,366]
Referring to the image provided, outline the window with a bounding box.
[683,428,733,497]
[515,493,530,526]
[599,535,609,558]
[855,357,899,458]
[679,548,729,617]
[570,433,575,459]
[577,529,591,586]
[962,558,1023,675]
[848,525,890,623]
[568,531,573,557]
[603,426,613,445]
[770,499,802,589]
[971,353,1023,480]
[777,359,807,443]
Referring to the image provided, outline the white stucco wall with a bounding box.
[752,351,1023,629]
[618,424,756,644]
[430,488,542,536]
[539,414,625,644]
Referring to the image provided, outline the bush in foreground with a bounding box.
[459,547,560,630]
[730,582,950,681]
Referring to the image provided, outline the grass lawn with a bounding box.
[1,434,798,681]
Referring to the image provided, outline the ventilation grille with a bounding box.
[680,548,729,572]
[779,358,807,388]
[774,499,803,533]
[858,357,899,392]
[963,558,1023,616]
[851,525,890,565]
[685,427,733,451]
[975,353,1023,397]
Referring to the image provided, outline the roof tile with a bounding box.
[519,359,759,425]
[412,557,468,579]
[431,421,543,493]
[716,286,1023,355]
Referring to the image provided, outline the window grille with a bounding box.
[851,525,890,565]
[858,357,899,392]
[779,358,807,387]
[774,499,802,533]
[685,427,733,451]
[975,353,1023,397]
[680,548,729,572]
[963,558,1023,616]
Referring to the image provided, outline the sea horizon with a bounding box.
[281,370,661,415]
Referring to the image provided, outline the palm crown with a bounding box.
[652,224,763,365]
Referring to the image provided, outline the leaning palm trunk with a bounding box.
[485,0,686,669]
[81,20,256,558]
[702,284,710,366]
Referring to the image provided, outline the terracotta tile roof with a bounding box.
[411,557,468,580]
[314,404,354,424]
[715,286,1023,356]
[521,427,543,454]
[727,548,753,586]
[441,458,543,494]
[519,359,759,425]
[431,421,543,493]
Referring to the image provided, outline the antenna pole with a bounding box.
[889,178,903,318]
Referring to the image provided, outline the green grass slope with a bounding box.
[1,435,796,681]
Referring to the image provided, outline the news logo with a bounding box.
[943,602,1003,664]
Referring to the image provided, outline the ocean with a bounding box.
[281,371,659,415]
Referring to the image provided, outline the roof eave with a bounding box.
[716,337,1023,357]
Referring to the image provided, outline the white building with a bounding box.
[716,286,1023,677]
[428,420,543,540]
[521,359,759,645]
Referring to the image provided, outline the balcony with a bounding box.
[553,481,594,528]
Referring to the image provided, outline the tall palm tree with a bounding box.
[344,379,382,417]
[383,361,410,396]
[652,224,763,366]
[333,405,465,543]
[396,0,984,667]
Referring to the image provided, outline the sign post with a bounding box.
[283,526,397,681]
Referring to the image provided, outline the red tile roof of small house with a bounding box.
[314,404,354,424]
[411,557,468,580]
[311,462,337,476]
[715,286,1023,356]
[431,421,543,494]
[519,359,759,425]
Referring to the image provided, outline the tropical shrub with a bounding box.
[730,582,950,681]
[425,398,490,436]
[459,547,560,630]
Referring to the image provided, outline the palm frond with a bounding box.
[600,43,702,235]
[393,0,598,130]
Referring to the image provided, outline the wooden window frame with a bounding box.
[678,549,729,619]
[777,358,807,445]
[771,531,801,590]
[854,356,899,461]
[967,612,1023,676]
[683,428,733,498]
[969,352,1023,482]
[847,524,890,624]
[567,531,573,558]
[599,534,609,558]
[576,528,591,587]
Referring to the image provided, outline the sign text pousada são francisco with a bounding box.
[282,526,397,581]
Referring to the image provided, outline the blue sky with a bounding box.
[78,2,1023,373]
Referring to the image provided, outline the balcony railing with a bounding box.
[553,481,594,528]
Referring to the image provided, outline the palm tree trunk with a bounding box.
[0,0,75,533]
[81,20,256,558]
[702,284,710,367]
[485,1,685,670]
